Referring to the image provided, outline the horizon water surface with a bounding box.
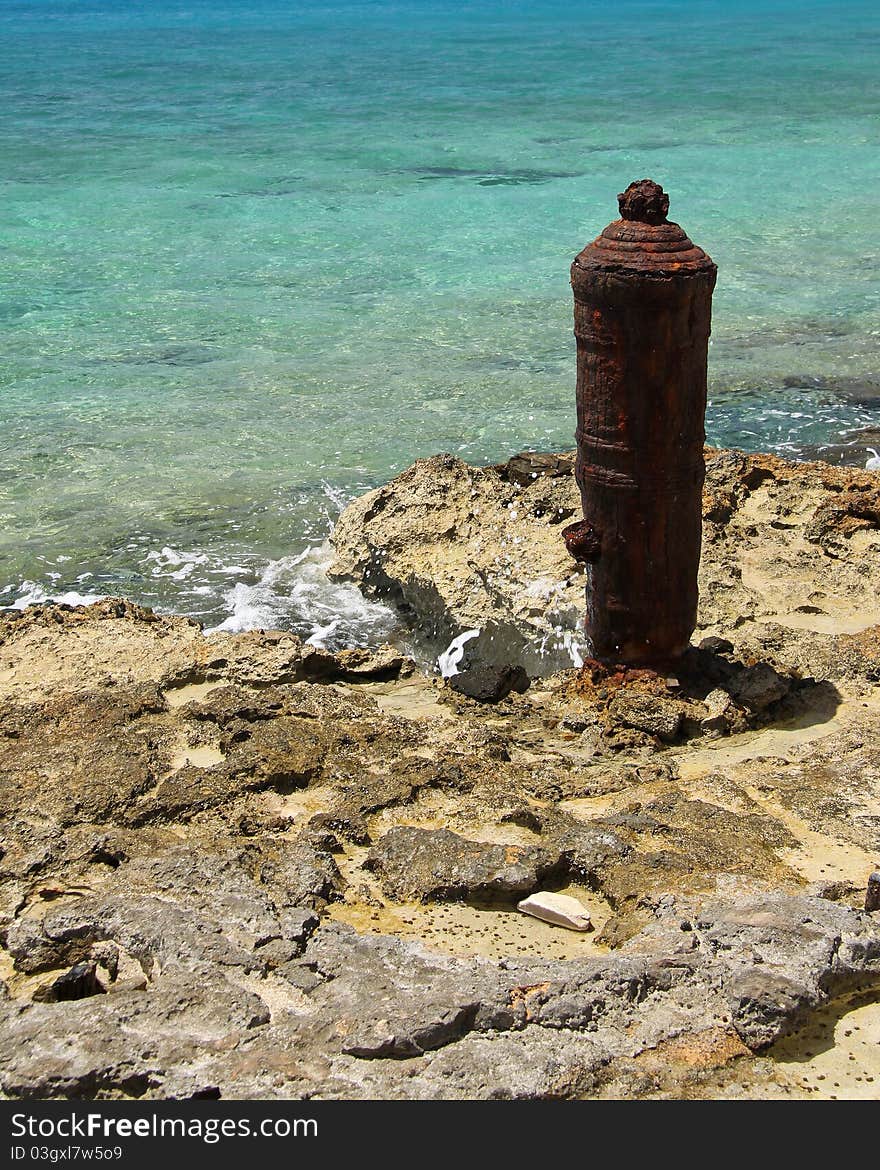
[1,0,879,658]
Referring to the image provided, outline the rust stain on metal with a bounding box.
[569,179,717,666]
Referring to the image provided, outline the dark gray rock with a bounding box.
[724,969,813,1050]
[33,960,105,1003]
[866,871,880,912]
[276,908,320,952]
[690,892,880,1048]
[698,636,735,655]
[448,663,530,703]
[538,813,631,880]
[254,838,345,910]
[365,826,563,901]
[6,894,262,977]
[116,845,284,948]
[729,662,791,712]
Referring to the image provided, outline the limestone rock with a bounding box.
[328,448,880,692]
[329,453,586,676]
[365,826,562,901]
[701,687,746,737]
[1,447,880,1100]
[607,691,687,742]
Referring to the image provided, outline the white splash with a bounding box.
[560,628,585,669]
[320,479,353,514]
[437,628,481,678]
[145,546,211,582]
[1,581,105,610]
[207,540,399,648]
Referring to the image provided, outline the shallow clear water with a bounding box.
[1,0,878,642]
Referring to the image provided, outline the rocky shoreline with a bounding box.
[1,447,880,1099]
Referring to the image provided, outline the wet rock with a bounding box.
[448,662,530,703]
[365,827,562,901]
[440,620,533,684]
[329,454,586,676]
[492,450,576,487]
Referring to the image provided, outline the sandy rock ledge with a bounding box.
[1,447,880,1099]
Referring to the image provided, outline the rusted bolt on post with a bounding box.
[564,179,717,666]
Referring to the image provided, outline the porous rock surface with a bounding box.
[329,447,880,682]
[1,447,880,1100]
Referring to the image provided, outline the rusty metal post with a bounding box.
[565,179,717,666]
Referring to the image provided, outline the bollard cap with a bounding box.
[618,179,669,225]
[572,179,716,285]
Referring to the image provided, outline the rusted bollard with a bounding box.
[565,180,717,666]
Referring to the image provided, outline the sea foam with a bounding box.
[0,581,105,610]
[206,541,401,650]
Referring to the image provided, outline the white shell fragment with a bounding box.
[517,891,592,932]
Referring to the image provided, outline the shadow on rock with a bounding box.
[563,639,843,754]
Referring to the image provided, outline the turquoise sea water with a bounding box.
[1,0,879,643]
